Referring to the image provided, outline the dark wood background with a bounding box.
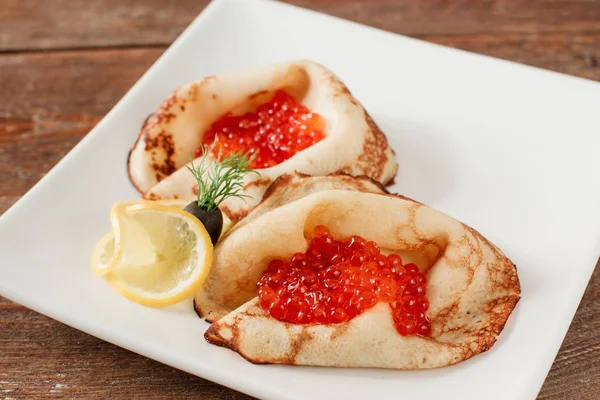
[1,1,599,398]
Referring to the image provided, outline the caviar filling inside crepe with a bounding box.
[127,60,398,224]
[198,173,520,369]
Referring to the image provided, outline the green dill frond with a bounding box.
[187,139,259,211]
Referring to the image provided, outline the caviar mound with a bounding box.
[199,174,520,369]
[128,60,398,224]
[199,90,326,169]
[257,225,431,337]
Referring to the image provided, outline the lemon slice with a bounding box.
[91,232,116,274]
[107,202,213,308]
[91,199,190,276]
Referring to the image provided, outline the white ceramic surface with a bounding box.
[1,0,599,399]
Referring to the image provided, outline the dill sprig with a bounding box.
[187,139,259,212]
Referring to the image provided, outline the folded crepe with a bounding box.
[195,172,388,322]
[199,174,520,369]
[128,60,398,223]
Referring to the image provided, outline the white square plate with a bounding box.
[1,0,599,398]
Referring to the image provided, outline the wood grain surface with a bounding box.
[1,1,599,399]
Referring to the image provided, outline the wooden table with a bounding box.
[1,1,599,398]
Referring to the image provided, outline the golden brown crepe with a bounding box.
[194,172,388,322]
[199,173,520,369]
[127,60,398,223]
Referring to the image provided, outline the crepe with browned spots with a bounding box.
[199,174,520,369]
[127,60,398,224]
[194,172,389,321]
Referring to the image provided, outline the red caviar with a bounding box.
[257,225,432,337]
[198,90,326,169]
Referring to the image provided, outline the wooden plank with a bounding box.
[0,48,161,206]
[0,296,253,399]
[0,0,209,51]
[2,0,600,51]
[0,48,162,117]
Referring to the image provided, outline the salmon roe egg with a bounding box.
[257,225,432,337]
[197,90,326,169]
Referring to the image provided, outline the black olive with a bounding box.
[184,201,223,245]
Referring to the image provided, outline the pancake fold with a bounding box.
[128,60,398,223]
[197,173,521,369]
